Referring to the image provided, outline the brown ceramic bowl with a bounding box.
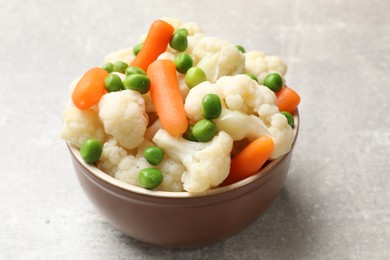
[67,112,299,248]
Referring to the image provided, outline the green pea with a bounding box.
[104,73,123,92]
[281,111,295,128]
[183,125,198,142]
[202,94,222,119]
[139,168,163,189]
[185,67,207,88]
[133,42,143,56]
[101,63,113,73]
[143,146,165,166]
[192,119,217,142]
[125,66,146,76]
[174,53,193,74]
[112,61,128,74]
[170,32,188,52]
[80,139,103,164]
[236,45,245,53]
[175,28,189,37]
[263,73,283,92]
[245,73,258,82]
[123,74,150,94]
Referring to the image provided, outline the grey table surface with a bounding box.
[1,0,389,259]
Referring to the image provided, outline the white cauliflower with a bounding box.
[97,138,129,177]
[186,33,205,54]
[214,109,294,159]
[153,129,233,193]
[104,48,135,64]
[156,157,185,192]
[98,90,148,149]
[115,155,150,187]
[244,51,287,84]
[61,106,105,148]
[180,22,204,36]
[184,81,225,123]
[192,36,245,83]
[135,139,185,191]
[184,74,294,159]
[110,139,184,191]
[267,113,295,158]
[218,75,279,123]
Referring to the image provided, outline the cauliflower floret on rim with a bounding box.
[245,51,287,84]
[98,90,148,150]
[153,129,233,193]
[61,106,105,148]
[110,139,185,191]
[97,138,129,177]
[192,36,245,83]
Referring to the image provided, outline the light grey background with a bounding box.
[0,0,389,259]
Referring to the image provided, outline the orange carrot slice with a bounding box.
[72,67,108,110]
[130,20,174,71]
[276,86,300,114]
[223,136,274,185]
[147,59,188,136]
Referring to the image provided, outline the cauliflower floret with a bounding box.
[185,75,279,123]
[98,90,148,149]
[187,33,206,54]
[153,129,233,193]
[104,48,135,64]
[192,36,245,83]
[267,113,295,159]
[244,51,287,84]
[184,81,225,123]
[156,157,185,192]
[184,74,294,159]
[180,22,204,36]
[115,155,150,187]
[61,106,105,148]
[136,139,185,191]
[214,109,294,159]
[218,75,279,123]
[97,138,129,177]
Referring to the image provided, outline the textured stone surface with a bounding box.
[0,0,389,259]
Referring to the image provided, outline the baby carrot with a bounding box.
[72,67,108,110]
[130,20,174,71]
[223,136,274,185]
[147,59,188,136]
[275,86,300,114]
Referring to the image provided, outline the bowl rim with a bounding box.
[67,110,299,199]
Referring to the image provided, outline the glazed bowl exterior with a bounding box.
[67,113,299,248]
